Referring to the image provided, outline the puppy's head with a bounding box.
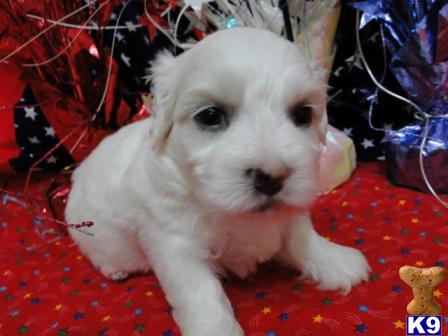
[150,28,327,220]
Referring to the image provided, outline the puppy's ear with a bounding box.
[149,50,178,152]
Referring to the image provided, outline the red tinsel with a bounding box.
[0,0,146,228]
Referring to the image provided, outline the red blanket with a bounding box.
[1,163,447,336]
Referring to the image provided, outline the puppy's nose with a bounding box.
[246,168,286,196]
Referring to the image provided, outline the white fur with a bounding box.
[66,28,370,336]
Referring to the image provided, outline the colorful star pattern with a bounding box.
[278,312,289,321]
[261,307,271,315]
[433,290,443,298]
[393,320,405,329]
[354,323,368,333]
[1,163,448,335]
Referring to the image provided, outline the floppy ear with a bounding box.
[148,50,178,152]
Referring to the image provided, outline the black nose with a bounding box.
[247,168,285,196]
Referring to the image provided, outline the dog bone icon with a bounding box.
[399,265,447,315]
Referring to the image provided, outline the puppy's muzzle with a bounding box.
[246,168,288,196]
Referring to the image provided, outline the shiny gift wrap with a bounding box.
[0,0,176,173]
[352,0,448,193]
[385,118,448,193]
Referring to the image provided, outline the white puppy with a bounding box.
[65,27,370,335]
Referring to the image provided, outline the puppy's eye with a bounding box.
[194,107,228,130]
[290,104,313,127]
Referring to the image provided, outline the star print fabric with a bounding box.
[1,163,448,335]
[9,86,75,172]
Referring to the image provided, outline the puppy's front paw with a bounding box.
[182,317,244,336]
[301,240,371,294]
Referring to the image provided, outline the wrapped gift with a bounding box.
[320,126,357,193]
[351,0,448,193]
